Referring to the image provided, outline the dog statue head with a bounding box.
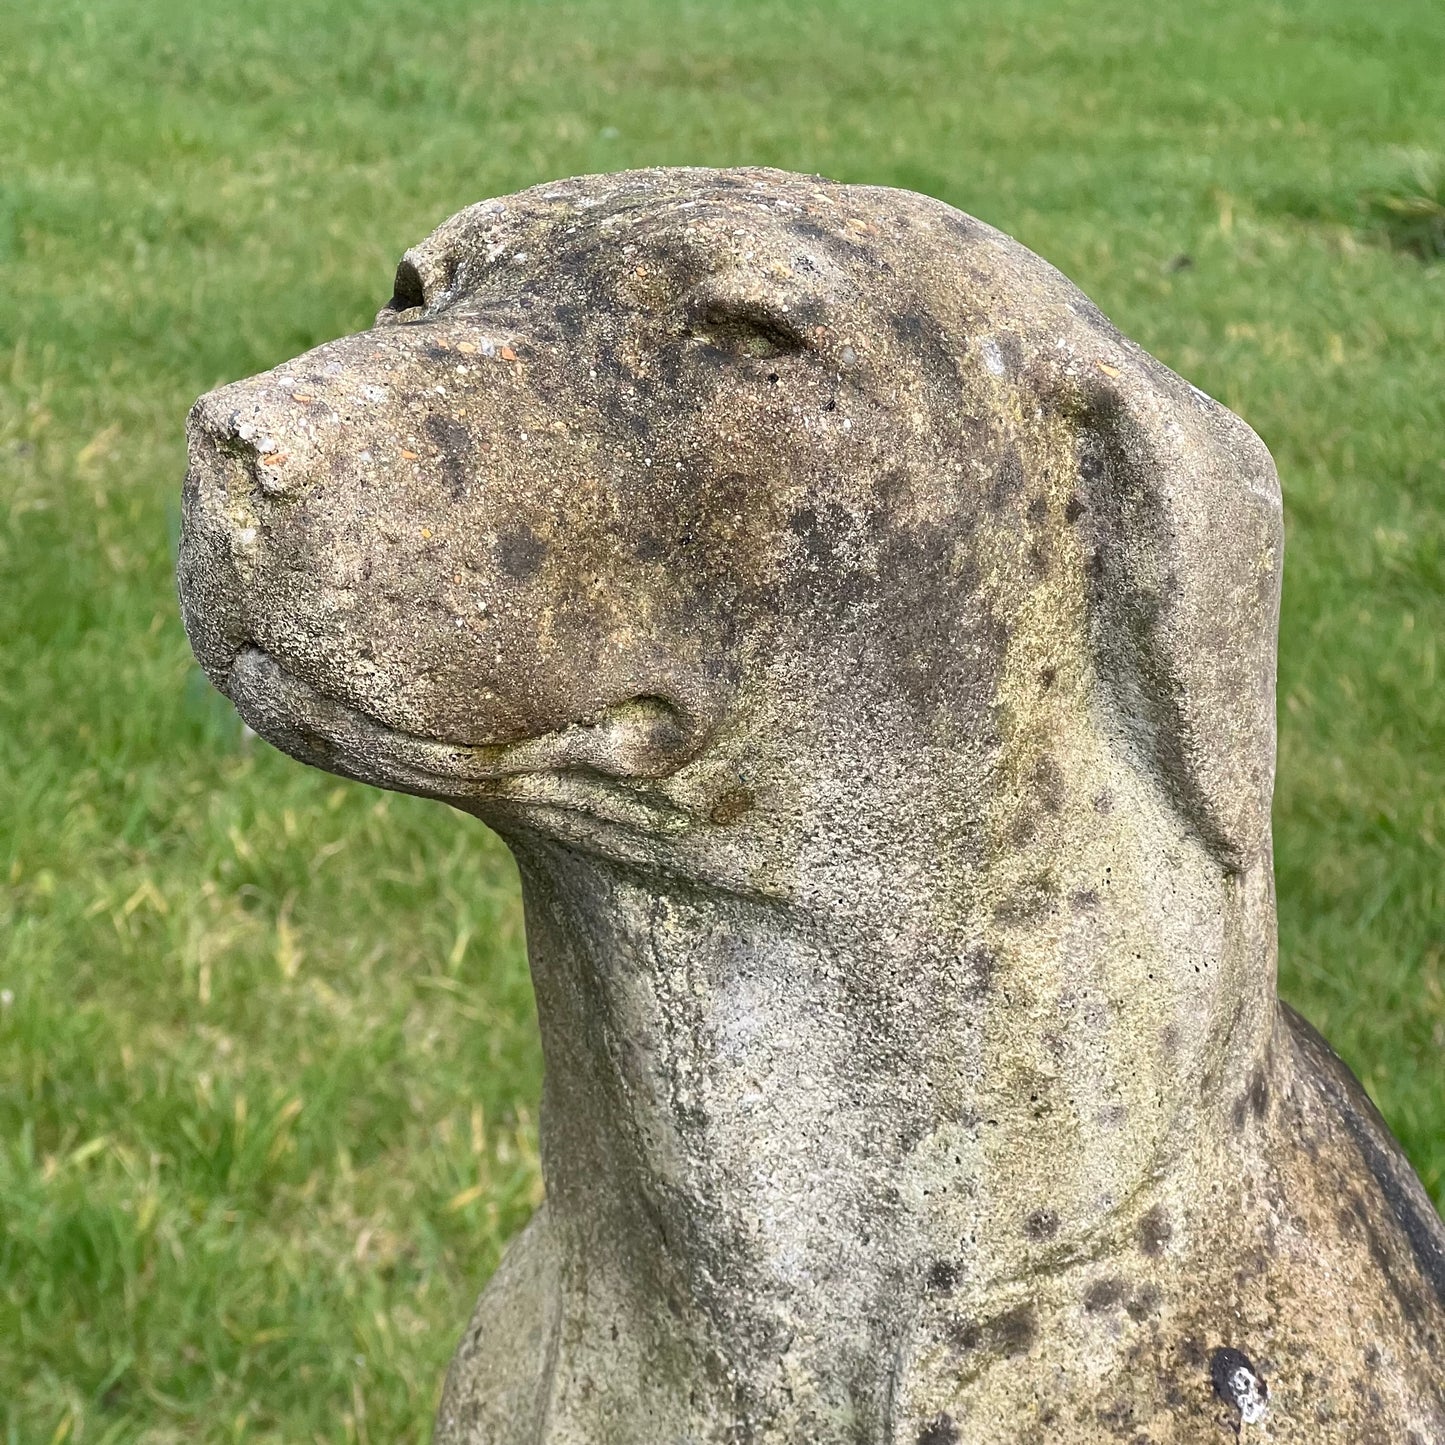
[179,168,1288,1439]
[180,166,1280,881]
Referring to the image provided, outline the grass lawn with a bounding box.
[2,0,1442,1438]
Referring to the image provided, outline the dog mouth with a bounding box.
[226,646,695,835]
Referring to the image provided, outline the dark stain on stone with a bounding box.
[1031,754,1065,813]
[1232,1094,1249,1133]
[926,207,974,243]
[989,447,1025,511]
[1084,1277,1126,1313]
[917,1414,959,1445]
[947,1301,1037,1358]
[1138,1205,1172,1256]
[992,1302,1037,1355]
[707,786,755,826]
[553,300,587,334]
[1027,494,1048,524]
[1176,1336,1209,1371]
[1097,1398,1135,1433]
[994,872,1055,925]
[1249,1066,1270,1120]
[888,310,962,401]
[926,1259,959,1295]
[1126,1284,1162,1321]
[1064,492,1086,523]
[787,503,839,569]
[1025,1208,1060,1241]
[859,500,1007,731]
[961,946,996,998]
[1070,888,1099,913]
[1039,665,1057,690]
[495,523,547,580]
[423,412,472,500]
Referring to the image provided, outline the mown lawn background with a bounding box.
[2,0,1442,1439]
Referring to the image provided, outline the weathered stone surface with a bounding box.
[178,168,1445,1443]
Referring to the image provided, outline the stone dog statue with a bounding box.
[178,169,1445,1443]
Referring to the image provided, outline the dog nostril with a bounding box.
[225,419,279,458]
[218,419,299,496]
[252,452,294,494]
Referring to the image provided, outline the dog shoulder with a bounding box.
[434,1204,558,1443]
[1279,1001,1445,1321]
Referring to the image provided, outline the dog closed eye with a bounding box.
[691,300,809,361]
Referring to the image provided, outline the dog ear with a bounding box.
[1069,363,1283,875]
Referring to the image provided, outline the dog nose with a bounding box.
[189,384,308,500]
[179,406,250,691]
[179,380,306,689]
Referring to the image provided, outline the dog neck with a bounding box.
[500,730,1278,1430]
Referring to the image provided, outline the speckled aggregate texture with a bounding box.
[177,169,1445,1444]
